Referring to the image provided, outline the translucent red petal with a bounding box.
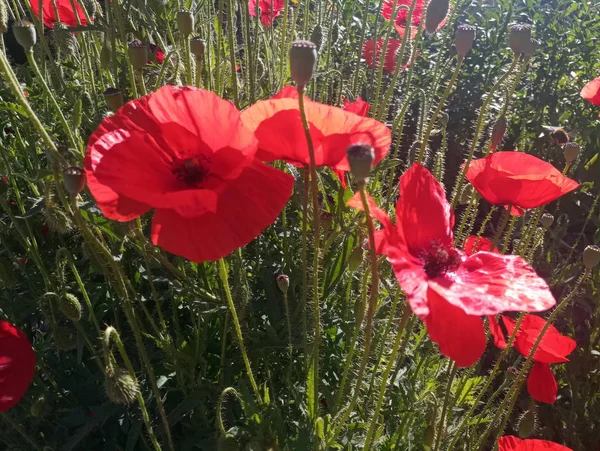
[30,0,89,28]
[498,436,573,451]
[580,76,600,107]
[527,362,558,404]
[0,321,36,412]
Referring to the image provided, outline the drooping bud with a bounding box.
[100,44,111,69]
[455,24,476,58]
[289,40,318,89]
[539,213,554,229]
[563,142,580,164]
[583,245,600,270]
[439,112,449,126]
[59,293,82,322]
[490,115,507,152]
[276,274,289,295]
[12,20,37,52]
[103,87,124,112]
[63,167,86,195]
[105,367,139,404]
[348,246,364,272]
[31,396,46,418]
[523,38,538,60]
[190,37,205,60]
[320,211,333,233]
[310,24,323,50]
[54,326,77,351]
[346,144,375,186]
[425,0,449,35]
[177,10,194,36]
[517,408,537,438]
[128,40,148,70]
[54,22,78,56]
[509,24,533,56]
[0,0,7,34]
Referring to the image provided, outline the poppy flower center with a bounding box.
[420,242,461,278]
[172,157,209,187]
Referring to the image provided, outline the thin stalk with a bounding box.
[433,362,458,451]
[300,169,310,361]
[112,0,138,98]
[1,414,43,451]
[226,0,240,107]
[501,216,517,254]
[491,206,511,251]
[183,37,193,85]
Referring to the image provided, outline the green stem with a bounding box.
[226,0,240,107]
[1,414,43,451]
[433,362,458,451]
[491,206,511,251]
[183,37,193,85]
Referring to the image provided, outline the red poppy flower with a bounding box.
[0,320,36,412]
[381,0,446,38]
[272,86,298,99]
[347,163,556,367]
[149,44,165,65]
[580,76,600,107]
[85,85,294,263]
[240,95,391,174]
[498,436,573,451]
[362,39,415,73]
[30,0,89,28]
[490,315,576,404]
[248,0,285,27]
[465,151,580,216]
[343,97,370,117]
[463,235,495,255]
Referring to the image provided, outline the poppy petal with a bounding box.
[346,191,392,228]
[333,169,348,188]
[272,86,300,99]
[527,362,558,404]
[423,288,487,367]
[150,161,293,262]
[498,436,573,451]
[342,97,371,117]
[362,39,404,73]
[581,76,600,107]
[381,0,426,39]
[464,236,496,256]
[396,163,454,255]
[30,0,89,28]
[488,315,507,349]
[0,321,36,412]
[428,252,556,316]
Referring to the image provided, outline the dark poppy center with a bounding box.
[420,242,461,279]
[172,157,209,187]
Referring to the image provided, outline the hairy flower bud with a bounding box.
[310,25,323,50]
[54,21,78,56]
[563,142,580,164]
[105,367,139,404]
[347,144,375,186]
[190,37,205,60]
[103,87,124,113]
[539,213,554,229]
[425,0,449,34]
[13,20,37,52]
[177,10,194,36]
[583,245,600,270]
[455,24,476,58]
[509,24,533,56]
[59,293,82,322]
[289,40,317,88]
[490,115,507,152]
[128,40,148,70]
[276,274,289,295]
[348,246,364,272]
[517,408,537,438]
[63,167,86,195]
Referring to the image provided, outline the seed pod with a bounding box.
[128,40,148,70]
[509,24,533,56]
[190,37,205,60]
[12,20,37,52]
[348,246,364,272]
[59,293,82,322]
[490,115,507,152]
[54,326,77,351]
[523,38,538,60]
[517,408,537,438]
[63,167,86,195]
[0,0,7,34]
[54,21,78,56]
[105,367,139,404]
[276,274,289,295]
[103,87,124,113]
[583,245,600,270]
[455,24,476,57]
[289,40,317,88]
[539,213,554,229]
[550,128,569,145]
[310,25,323,50]
[563,142,580,164]
[177,10,194,36]
[425,0,449,35]
[347,144,375,186]
[31,396,46,417]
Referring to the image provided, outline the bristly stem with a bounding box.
[491,206,512,251]
[433,361,458,451]
[298,86,321,421]
[226,0,240,108]
[217,258,262,402]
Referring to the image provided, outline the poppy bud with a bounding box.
[490,115,507,152]
[12,20,37,52]
[177,10,194,37]
[54,326,77,351]
[54,22,78,56]
[563,142,580,164]
[63,167,86,195]
[31,396,46,418]
[128,41,148,70]
[583,245,600,270]
[348,246,364,272]
[539,213,554,229]
[0,0,7,34]
[103,87,124,113]
[523,38,538,60]
[509,24,532,56]
[320,211,333,233]
[455,24,476,58]
[59,293,82,322]
[289,40,318,89]
[425,0,449,35]
[310,25,323,50]
[517,408,537,438]
[276,274,289,295]
[423,424,435,449]
[100,44,111,69]
[190,37,205,60]
[346,144,375,186]
[105,367,139,404]
[439,112,449,126]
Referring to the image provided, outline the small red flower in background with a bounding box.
[248,0,285,27]
[41,225,49,236]
[498,436,573,451]
[1,176,7,183]
[342,97,370,117]
[30,0,90,28]
[17,257,27,265]
[149,44,165,65]
[85,86,293,263]
[381,0,445,38]
[464,235,495,255]
[240,92,391,177]
[490,314,576,404]
[580,76,600,107]
[0,320,36,412]
[348,164,556,367]
[465,151,580,216]
[362,39,415,73]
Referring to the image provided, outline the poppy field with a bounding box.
[1,0,600,449]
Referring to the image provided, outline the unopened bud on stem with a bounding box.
[276,274,289,295]
[509,24,533,56]
[346,144,375,187]
[425,0,449,34]
[289,40,317,89]
[13,20,37,52]
[583,245,600,270]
